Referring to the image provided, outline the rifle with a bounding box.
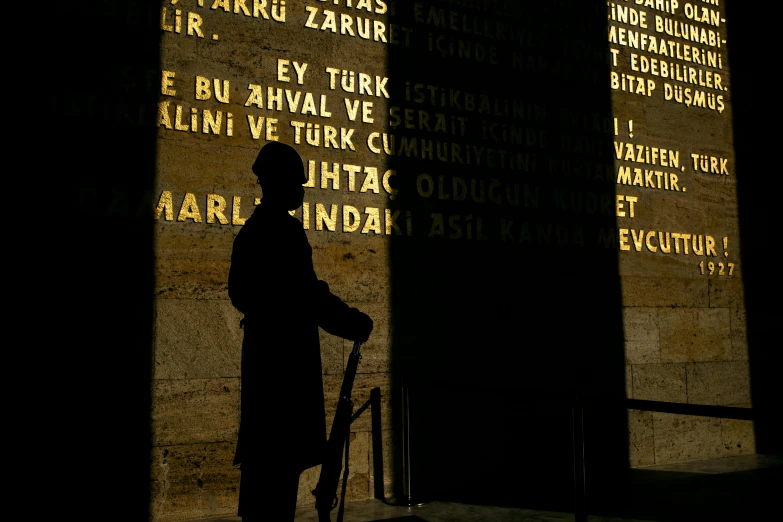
[313,341,362,522]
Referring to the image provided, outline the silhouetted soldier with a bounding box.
[228,141,373,521]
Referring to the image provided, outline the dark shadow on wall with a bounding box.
[384,1,628,515]
[726,3,782,458]
[32,3,159,519]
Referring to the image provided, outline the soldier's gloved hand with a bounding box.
[355,312,373,343]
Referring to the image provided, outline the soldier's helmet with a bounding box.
[252,142,306,187]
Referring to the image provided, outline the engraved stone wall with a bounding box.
[46,1,753,520]
[33,1,770,520]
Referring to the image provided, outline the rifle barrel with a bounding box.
[313,341,363,521]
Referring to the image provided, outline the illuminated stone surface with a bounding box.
[147,1,754,519]
[631,363,687,403]
[628,409,655,467]
[658,308,731,363]
[150,442,240,522]
[652,412,723,465]
[152,377,239,446]
[153,298,242,379]
[686,361,750,406]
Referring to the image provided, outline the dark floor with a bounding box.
[197,454,781,522]
[201,499,652,522]
[620,454,781,521]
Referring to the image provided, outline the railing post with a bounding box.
[398,385,414,504]
[384,384,426,507]
[370,387,385,500]
[573,401,587,522]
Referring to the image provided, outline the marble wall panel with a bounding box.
[620,277,708,308]
[150,442,239,522]
[658,308,731,363]
[619,189,736,233]
[150,435,374,517]
[298,465,321,507]
[625,341,660,365]
[152,377,239,446]
[720,418,756,457]
[652,413,723,465]
[295,437,373,508]
[155,135,258,194]
[623,307,660,365]
[342,300,391,374]
[369,429,395,499]
[323,373,393,433]
[631,363,686,403]
[312,239,390,304]
[296,433,372,508]
[628,409,655,467]
[686,361,750,406]
[729,306,748,361]
[154,298,243,380]
[320,328,346,377]
[638,92,732,148]
[619,252,704,281]
[622,307,659,343]
[154,227,236,299]
[708,277,745,309]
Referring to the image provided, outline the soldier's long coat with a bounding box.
[228,204,366,472]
